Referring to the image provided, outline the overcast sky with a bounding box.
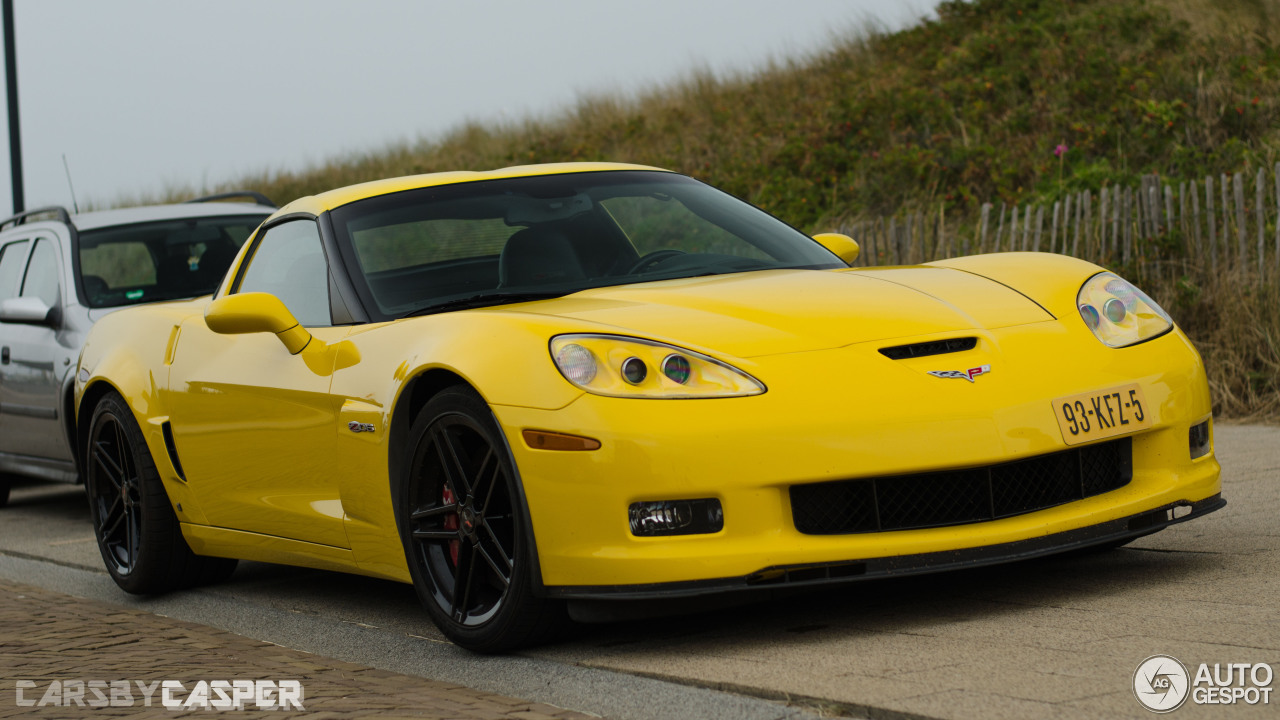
[0,1,931,216]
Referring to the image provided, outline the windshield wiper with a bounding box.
[402,290,568,318]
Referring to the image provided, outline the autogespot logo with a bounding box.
[1134,655,1190,713]
[1133,655,1276,712]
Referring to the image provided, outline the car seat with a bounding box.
[498,226,586,287]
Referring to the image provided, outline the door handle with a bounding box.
[1,346,8,364]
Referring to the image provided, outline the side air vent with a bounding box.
[879,337,977,360]
[161,421,186,481]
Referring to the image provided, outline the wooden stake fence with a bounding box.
[838,164,1280,286]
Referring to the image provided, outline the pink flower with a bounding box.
[1054,144,1068,157]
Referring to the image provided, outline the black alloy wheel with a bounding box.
[88,407,143,577]
[410,411,516,627]
[400,387,565,652]
[85,392,236,594]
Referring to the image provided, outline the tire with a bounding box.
[85,392,237,594]
[397,386,567,652]
[0,474,11,508]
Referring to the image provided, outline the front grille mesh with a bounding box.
[791,438,1132,534]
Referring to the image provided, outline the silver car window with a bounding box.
[0,239,30,300]
[20,239,61,308]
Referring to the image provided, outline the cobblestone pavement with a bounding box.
[0,579,598,719]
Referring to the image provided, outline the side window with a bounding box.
[0,239,29,300]
[237,220,330,327]
[21,239,60,308]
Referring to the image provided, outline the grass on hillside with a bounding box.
[128,0,1280,420]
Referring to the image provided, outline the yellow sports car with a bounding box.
[75,163,1222,652]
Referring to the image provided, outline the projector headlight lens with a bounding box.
[662,354,692,384]
[621,356,648,385]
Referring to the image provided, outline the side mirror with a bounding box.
[0,296,60,327]
[205,292,312,354]
[812,233,860,266]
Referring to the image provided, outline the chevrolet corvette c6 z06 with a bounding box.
[74,163,1222,651]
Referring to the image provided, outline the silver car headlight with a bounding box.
[1076,272,1173,347]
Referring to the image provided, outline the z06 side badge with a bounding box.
[927,365,991,383]
[347,421,376,433]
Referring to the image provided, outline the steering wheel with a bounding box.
[628,249,686,274]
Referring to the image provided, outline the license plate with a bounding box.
[1052,383,1152,445]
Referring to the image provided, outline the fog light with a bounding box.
[1189,419,1211,459]
[628,499,724,537]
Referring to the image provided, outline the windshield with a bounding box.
[78,215,264,308]
[330,170,843,319]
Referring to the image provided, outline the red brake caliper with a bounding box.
[442,485,460,566]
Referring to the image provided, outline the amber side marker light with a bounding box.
[522,429,601,451]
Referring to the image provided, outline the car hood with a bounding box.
[509,267,1055,358]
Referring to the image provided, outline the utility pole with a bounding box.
[3,0,22,214]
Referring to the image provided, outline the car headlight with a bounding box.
[550,334,765,398]
[1076,272,1173,347]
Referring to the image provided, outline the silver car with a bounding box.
[0,194,273,504]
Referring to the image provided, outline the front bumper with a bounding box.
[495,323,1222,591]
[544,495,1225,599]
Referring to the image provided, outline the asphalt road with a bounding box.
[1,425,1276,719]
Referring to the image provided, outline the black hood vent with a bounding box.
[879,337,977,360]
